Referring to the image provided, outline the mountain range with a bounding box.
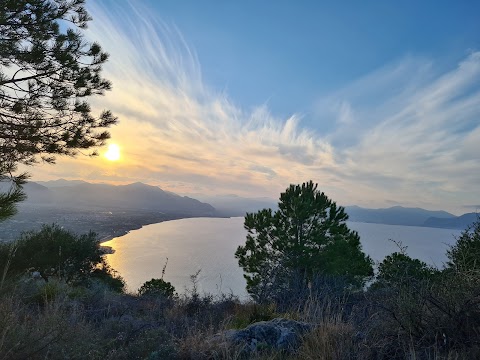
[6,180,478,232]
[25,180,215,216]
[344,205,460,227]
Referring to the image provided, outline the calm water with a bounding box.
[101,217,461,297]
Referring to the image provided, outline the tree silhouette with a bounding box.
[0,0,117,219]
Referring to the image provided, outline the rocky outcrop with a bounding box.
[214,318,314,354]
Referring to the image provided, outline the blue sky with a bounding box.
[30,0,480,214]
[147,0,480,126]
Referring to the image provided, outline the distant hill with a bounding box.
[36,179,90,187]
[11,180,477,230]
[21,180,215,216]
[0,180,218,242]
[345,205,455,226]
[192,194,277,217]
[424,213,479,229]
[22,182,53,203]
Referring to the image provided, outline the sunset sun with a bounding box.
[104,143,121,161]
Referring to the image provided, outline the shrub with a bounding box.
[139,278,176,298]
[91,263,126,293]
[0,224,124,292]
[447,216,480,275]
[373,251,439,289]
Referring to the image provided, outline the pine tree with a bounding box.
[0,0,117,220]
[235,181,373,302]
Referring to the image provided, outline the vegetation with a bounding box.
[0,224,124,290]
[1,211,480,359]
[0,0,117,220]
[446,217,480,273]
[138,278,176,298]
[373,245,439,288]
[354,219,480,359]
[235,181,373,302]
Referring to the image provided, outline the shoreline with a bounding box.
[97,215,234,245]
[0,203,230,243]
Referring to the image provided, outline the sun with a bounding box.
[104,143,121,161]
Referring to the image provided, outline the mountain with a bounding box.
[21,182,53,203]
[12,180,475,231]
[424,213,479,229]
[36,179,90,188]
[21,180,215,216]
[345,205,455,227]
[0,180,217,242]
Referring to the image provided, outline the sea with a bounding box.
[101,217,461,298]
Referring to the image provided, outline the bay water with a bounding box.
[101,217,461,298]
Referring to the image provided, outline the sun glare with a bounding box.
[104,144,121,161]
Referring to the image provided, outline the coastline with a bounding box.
[0,203,228,243]
[97,214,233,248]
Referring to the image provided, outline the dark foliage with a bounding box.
[138,278,176,298]
[446,215,480,274]
[0,224,124,290]
[235,181,373,303]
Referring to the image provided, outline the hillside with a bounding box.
[22,181,215,215]
[0,181,216,242]
[345,205,455,226]
[424,212,479,229]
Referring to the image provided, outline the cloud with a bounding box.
[26,1,480,214]
[323,52,480,212]
[70,1,333,197]
[463,205,480,211]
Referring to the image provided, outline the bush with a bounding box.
[447,216,480,275]
[0,224,124,292]
[373,251,439,289]
[138,278,176,298]
[91,263,126,293]
[360,221,480,358]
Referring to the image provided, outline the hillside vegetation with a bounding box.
[1,193,480,359]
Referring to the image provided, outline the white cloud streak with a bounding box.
[28,2,480,214]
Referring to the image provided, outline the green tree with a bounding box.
[138,258,176,298]
[0,224,124,291]
[374,252,438,288]
[446,216,480,278]
[138,278,176,298]
[0,0,117,220]
[235,181,373,302]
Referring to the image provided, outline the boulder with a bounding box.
[215,318,314,354]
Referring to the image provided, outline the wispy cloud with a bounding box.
[322,53,480,211]
[28,2,480,214]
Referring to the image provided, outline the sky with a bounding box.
[28,0,480,214]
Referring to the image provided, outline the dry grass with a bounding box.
[295,321,356,360]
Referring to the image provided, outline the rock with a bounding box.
[215,318,314,354]
[100,245,115,254]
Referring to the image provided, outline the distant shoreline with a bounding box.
[0,203,228,243]
[97,215,233,245]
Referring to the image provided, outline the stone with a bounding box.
[215,318,314,354]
